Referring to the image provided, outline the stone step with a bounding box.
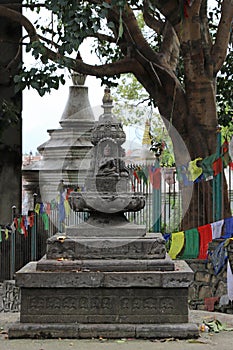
[37,255,174,272]
[8,322,199,339]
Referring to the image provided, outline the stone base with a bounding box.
[9,229,198,340]
[66,221,147,238]
[46,232,166,260]
[9,322,199,339]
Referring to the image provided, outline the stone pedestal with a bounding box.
[11,89,199,339]
[9,229,199,339]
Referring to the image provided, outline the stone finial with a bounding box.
[102,87,113,104]
[71,72,87,86]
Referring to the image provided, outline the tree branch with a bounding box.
[88,32,116,43]
[142,0,164,34]
[211,0,233,74]
[122,5,162,66]
[142,1,180,72]
[0,4,140,78]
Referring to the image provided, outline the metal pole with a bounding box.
[10,205,16,280]
[31,193,37,261]
[215,126,222,221]
[152,158,161,232]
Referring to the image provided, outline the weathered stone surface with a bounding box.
[37,256,174,272]
[19,287,188,324]
[46,233,166,260]
[15,261,193,289]
[66,221,146,238]
[135,323,199,339]
[8,322,199,339]
[195,271,211,283]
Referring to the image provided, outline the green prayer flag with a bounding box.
[200,153,216,179]
[180,228,199,259]
[41,212,49,231]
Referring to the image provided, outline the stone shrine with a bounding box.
[9,89,198,339]
[22,72,95,206]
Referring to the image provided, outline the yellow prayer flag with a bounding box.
[34,203,40,214]
[188,157,203,181]
[168,231,185,259]
[64,199,71,217]
[5,228,9,240]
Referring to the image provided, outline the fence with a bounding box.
[1,161,233,282]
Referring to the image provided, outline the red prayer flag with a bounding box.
[133,170,141,183]
[149,166,161,189]
[198,224,212,259]
[28,213,34,228]
[212,157,223,176]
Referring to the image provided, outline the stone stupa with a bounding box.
[9,89,198,339]
[22,72,95,206]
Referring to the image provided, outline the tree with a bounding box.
[0,0,22,224]
[0,0,232,229]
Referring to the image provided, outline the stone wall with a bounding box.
[187,240,233,314]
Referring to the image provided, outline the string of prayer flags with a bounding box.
[198,224,212,259]
[168,231,185,259]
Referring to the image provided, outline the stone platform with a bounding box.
[8,233,199,339]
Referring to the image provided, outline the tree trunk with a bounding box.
[0,0,22,223]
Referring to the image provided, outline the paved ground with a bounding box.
[1,310,233,350]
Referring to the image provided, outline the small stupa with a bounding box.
[10,89,198,339]
[22,73,95,205]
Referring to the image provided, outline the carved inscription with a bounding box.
[120,296,175,313]
[28,295,175,314]
[25,289,178,320]
[28,296,112,313]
